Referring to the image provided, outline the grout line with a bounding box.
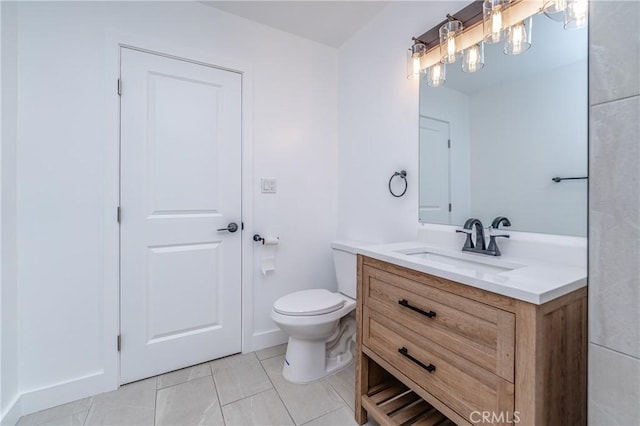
[209,362,226,426]
[155,371,213,392]
[83,399,95,425]
[325,372,353,410]
[220,387,275,408]
[258,356,297,425]
[298,404,351,426]
[152,376,158,426]
[591,93,640,108]
[255,345,288,362]
[211,352,276,407]
[590,342,640,361]
[79,409,90,426]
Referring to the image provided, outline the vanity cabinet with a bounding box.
[355,256,587,426]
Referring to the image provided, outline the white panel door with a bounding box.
[419,116,451,224]
[120,48,242,384]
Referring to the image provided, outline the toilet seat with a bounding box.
[273,289,346,316]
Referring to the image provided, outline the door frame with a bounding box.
[103,32,255,389]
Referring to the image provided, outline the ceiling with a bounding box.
[201,1,389,47]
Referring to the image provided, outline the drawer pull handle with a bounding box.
[398,299,436,318]
[398,347,436,373]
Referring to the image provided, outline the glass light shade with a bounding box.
[504,17,532,55]
[407,49,421,80]
[564,0,588,30]
[439,20,463,64]
[462,43,485,73]
[483,0,510,44]
[426,63,446,87]
[543,0,566,15]
[407,40,427,80]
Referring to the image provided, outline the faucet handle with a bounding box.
[487,234,509,256]
[456,229,474,249]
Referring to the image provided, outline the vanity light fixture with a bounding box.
[440,16,463,64]
[504,16,533,55]
[407,38,427,80]
[483,0,511,44]
[462,42,485,73]
[409,0,586,87]
[426,62,446,87]
[564,0,588,30]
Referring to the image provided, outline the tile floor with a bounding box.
[17,344,364,426]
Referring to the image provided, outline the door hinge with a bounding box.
[117,206,121,223]
[448,139,451,148]
[117,78,122,96]
[117,335,121,352]
[449,203,452,212]
[241,222,244,230]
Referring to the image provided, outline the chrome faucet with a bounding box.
[456,217,511,256]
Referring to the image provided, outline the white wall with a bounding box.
[1,1,20,423]
[337,1,466,243]
[12,0,337,417]
[419,85,471,225]
[469,60,588,236]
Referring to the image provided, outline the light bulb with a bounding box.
[439,20,463,64]
[413,57,421,76]
[508,23,525,54]
[504,17,532,55]
[426,63,446,87]
[463,43,484,73]
[432,65,441,80]
[483,0,509,44]
[544,0,566,14]
[447,37,456,59]
[565,0,588,30]
[491,10,503,37]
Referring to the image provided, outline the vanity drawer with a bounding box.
[363,308,515,425]
[362,264,515,382]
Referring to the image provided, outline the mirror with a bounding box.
[419,13,588,237]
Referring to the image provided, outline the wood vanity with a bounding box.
[355,255,587,426]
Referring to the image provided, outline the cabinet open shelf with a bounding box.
[361,376,453,426]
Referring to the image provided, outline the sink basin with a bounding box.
[404,251,517,275]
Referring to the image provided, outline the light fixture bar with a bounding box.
[419,0,545,71]
[414,0,484,51]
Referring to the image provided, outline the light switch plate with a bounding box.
[261,178,277,193]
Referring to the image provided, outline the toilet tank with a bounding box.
[331,240,370,299]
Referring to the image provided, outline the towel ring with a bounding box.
[388,170,408,197]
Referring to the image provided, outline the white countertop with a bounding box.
[357,241,587,305]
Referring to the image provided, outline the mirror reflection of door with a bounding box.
[419,116,451,224]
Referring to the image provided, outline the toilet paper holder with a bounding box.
[253,234,279,245]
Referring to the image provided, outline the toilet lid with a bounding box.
[273,289,346,316]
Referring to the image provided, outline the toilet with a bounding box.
[270,240,366,383]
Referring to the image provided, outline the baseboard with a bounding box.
[251,329,288,352]
[0,394,22,426]
[18,371,115,420]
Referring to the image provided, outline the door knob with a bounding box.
[217,222,239,233]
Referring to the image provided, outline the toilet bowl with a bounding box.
[270,240,367,383]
